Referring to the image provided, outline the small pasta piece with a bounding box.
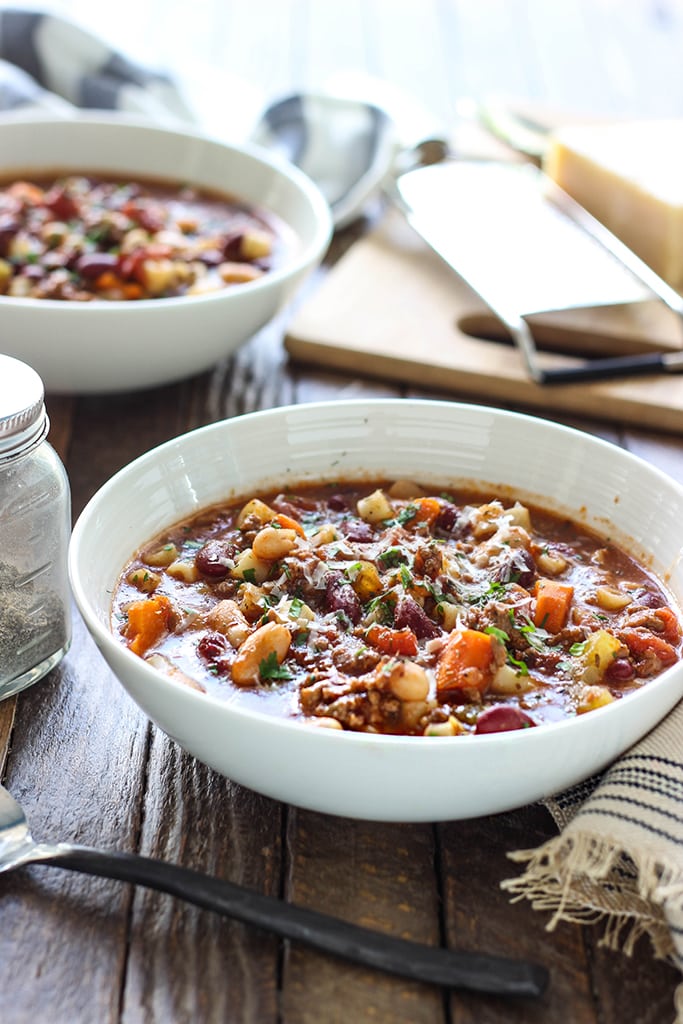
[490,663,535,695]
[238,582,270,621]
[166,559,200,583]
[206,599,251,647]
[310,523,338,547]
[595,585,632,611]
[230,548,271,584]
[536,550,569,576]
[356,489,394,524]
[239,229,272,259]
[126,567,161,593]
[348,561,383,601]
[505,502,532,530]
[236,498,275,529]
[387,479,425,500]
[577,685,616,714]
[143,543,179,567]
[436,601,460,631]
[424,716,466,737]
[146,653,205,692]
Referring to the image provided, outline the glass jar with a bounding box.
[0,355,71,699]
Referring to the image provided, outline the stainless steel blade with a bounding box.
[393,159,683,384]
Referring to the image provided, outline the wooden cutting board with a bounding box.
[285,209,683,434]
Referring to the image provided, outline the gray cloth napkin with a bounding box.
[0,6,193,120]
[0,7,396,227]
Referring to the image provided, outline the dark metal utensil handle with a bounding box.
[44,844,548,998]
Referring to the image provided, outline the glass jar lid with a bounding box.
[0,354,48,459]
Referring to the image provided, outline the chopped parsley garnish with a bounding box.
[289,597,304,619]
[399,564,413,589]
[507,653,529,675]
[241,568,257,584]
[569,641,588,655]
[484,625,509,644]
[378,547,409,567]
[397,504,418,525]
[259,651,292,681]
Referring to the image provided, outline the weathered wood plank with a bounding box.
[281,810,445,1024]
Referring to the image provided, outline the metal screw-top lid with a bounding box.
[0,354,48,459]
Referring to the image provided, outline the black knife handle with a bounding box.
[539,352,670,384]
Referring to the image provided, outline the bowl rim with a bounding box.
[67,396,683,750]
[0,110,333,310]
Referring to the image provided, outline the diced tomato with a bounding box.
[436,628,495,695]
[654,607,682,646]
[367,624,418,657]
[620,628,678,668]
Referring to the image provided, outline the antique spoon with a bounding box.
[0,782,548,998]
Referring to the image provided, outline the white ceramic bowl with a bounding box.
[68,400,683,822]
[0,113,332,394]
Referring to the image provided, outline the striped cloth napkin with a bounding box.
[503,699,683,1022]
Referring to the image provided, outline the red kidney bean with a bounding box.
[475,705,537,734]
[0,214,21,256]
[75,253,120,279]
[44,186,80,220]
[223,232,245,260]
[194,539,238,578]
[340,518,375,543]
[435,502,464,536]
[604,658,635,683]
[197,632,227,662]
[394,596,441,639]
[327,494,349,511]
[494,548,535,588]
[325,571,362,624]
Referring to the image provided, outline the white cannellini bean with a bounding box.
[231,621,291,686]
[386,661,430,702]
[252,526,297,560]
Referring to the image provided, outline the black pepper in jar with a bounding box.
[0,355,71,698]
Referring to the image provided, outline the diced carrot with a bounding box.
[435,628,494,694]
[409,497,441,527]
[122,281,143,300]
[654,607,682,646]
[620,628,678,667]
[94,271,123,291]
[367,624,418,657]
[125,595,172,656]
[533,578,574,633]
[272,512,306,538]
[8,181,44,205]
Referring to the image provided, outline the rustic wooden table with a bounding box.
[2,2,683,1022]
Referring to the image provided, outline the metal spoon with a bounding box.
[0,782,548,998]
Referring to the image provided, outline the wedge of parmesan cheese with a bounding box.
[543,120,683,290]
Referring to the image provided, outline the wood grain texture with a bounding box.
[3,3,683,1023]
[285,210,683,435]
